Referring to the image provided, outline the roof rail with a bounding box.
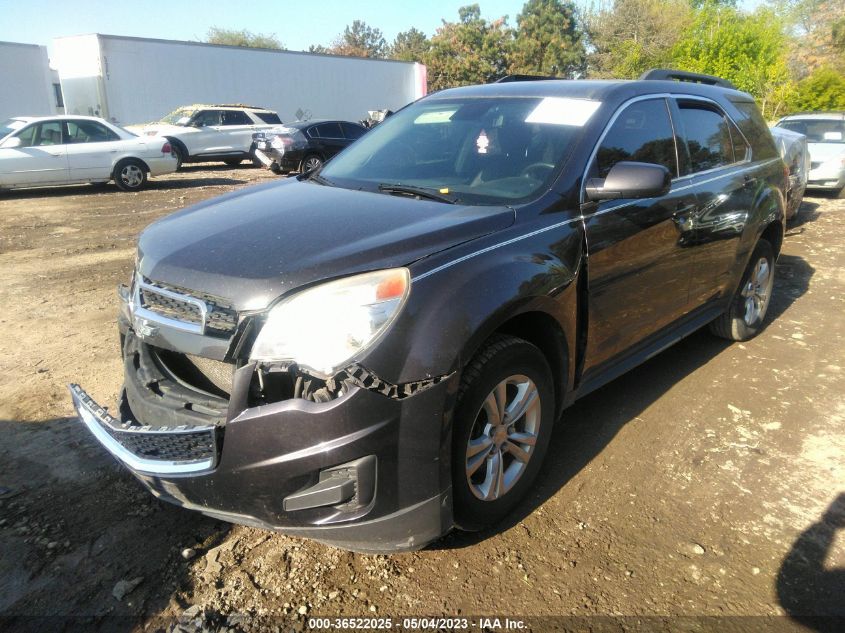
[211,104,270,110]
[639,69,736,90]
[495,74,561,83]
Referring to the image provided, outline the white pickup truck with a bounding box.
[131,105,282,169]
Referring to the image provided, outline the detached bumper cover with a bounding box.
[69,374,455,552]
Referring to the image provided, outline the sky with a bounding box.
[0,0,764,60]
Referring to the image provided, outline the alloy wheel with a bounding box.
[741,256,772,325]
[465,374,541,501]
[120,164,144,188]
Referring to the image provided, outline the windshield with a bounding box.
[779,118,845,143]
[320,96,596,205]
[0,118,27,139]
[160,108,196,125]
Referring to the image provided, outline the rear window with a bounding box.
[778,118,845,143]
[255,112,282,124]
[676,102,735,173]
[730,100,778,160]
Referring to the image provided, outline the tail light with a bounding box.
[161,142,172,154]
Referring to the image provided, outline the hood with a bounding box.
[808,142,845,163]
[138,179,515,311]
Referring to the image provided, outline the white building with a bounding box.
[53,34,427,125]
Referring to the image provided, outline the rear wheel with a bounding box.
[300,154,323,173]
[709,239,775,341]
[113,159,147,192]
[452,335,554,531]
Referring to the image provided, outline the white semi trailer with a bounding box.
[0,41,59,121]
[53,34,427,126]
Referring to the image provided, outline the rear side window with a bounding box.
[341,122,366,140]
[676,102,734,173]
[315,122,343,139]
[222,110,252,125]
[731,100,779,160]
[255,112,282,124]
[594,98,678,178]
[66,120,119,143]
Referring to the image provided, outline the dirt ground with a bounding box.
[0,165,842,632]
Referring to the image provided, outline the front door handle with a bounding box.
[743,174,758,188]
[673,203,697,217]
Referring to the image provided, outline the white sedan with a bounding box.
[0,115,177,192]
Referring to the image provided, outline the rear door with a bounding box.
[340,122,367,150]
[581,97,700,376]
[671,98,756,306]
[0,121,69,186]
[313,122,346,158]
[217,110,256,153]
[65,119,122,181]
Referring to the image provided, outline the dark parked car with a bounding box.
[70,70,787,553]
[252,120,367,174]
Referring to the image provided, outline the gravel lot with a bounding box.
[0,165,842,631]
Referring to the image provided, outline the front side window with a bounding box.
[593,98,678,178]
[321,96,593,205]
[191,110,222,127]
[341,122,366,140]
[676,102,734,173]
[17,121,63,147]
[66,120,119,143]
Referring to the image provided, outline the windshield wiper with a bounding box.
[299,170,334,186]
[377,183,457,204]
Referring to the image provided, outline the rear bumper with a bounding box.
[69,370,455,552]
[145,155,178,177]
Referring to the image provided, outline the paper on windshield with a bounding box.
[525,97,601,126]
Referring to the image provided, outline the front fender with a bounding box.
[358,216,584,387]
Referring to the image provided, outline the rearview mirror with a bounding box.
[1,136,23,149]
[585,161,672,201]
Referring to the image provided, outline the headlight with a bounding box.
[250,268,410,376]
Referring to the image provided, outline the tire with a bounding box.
[452,334,554,532]
[169,142,186,171]
[709,239,775,341]
[300,154,323,173]
[224,158,243,167]
[113,159,148,192]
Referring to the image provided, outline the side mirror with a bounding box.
[1,136,23,149]
[585,161,672,201]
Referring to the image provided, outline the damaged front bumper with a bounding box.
[69,342,456,552]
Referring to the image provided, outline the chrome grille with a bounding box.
[139,278,238,336]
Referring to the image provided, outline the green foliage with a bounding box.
[789,66,845,110]
[509,0,586,77]
[425,4,514,91]
[332,20,388,58]
[672,5,791,117]
[390,28,430,62]
[206,27,283,50]
[587,0,692,79]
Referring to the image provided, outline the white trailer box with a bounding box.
[0,41,57,121]
[54,34,426,125]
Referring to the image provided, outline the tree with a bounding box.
[672,5,792,117]
[509,0,586,78]
[425,4,513,91]
[789,66,845,110]
[331,20,388,58]
[391,28,430,62]
[586,0,692,78]
[772,0,845,76]
[206,27,283,50]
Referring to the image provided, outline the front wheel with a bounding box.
[224,158,243,167]
[709,239,775,341]
[452,335,554,531]
[113,159,148,192]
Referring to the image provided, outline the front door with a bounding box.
[581,97,699,377]
[0,121,69,186]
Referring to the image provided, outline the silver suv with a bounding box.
[131,104,282,169]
